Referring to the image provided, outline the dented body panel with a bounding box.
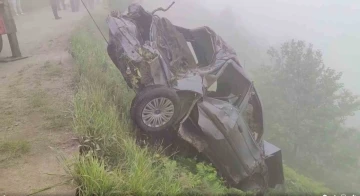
[107,3,284,191]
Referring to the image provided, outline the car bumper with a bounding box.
[264,140,285,188]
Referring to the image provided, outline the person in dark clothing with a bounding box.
[50,0,61,19]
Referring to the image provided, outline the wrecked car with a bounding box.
[106,2,284,192]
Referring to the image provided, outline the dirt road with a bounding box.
[0,6,88,195]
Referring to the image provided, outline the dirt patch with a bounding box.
[0,6,89,195]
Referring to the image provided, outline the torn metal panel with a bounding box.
[148,55,167,85]
[107,16,142,62]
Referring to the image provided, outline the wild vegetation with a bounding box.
[67,7,332,194]
[0,140,30,163]
[252,40,360,192]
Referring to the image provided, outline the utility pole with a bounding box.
[0,0,27,62]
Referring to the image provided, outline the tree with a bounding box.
[252,40,360,191]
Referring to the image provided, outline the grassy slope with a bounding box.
[281,165,331,194]
[68,16,331,195]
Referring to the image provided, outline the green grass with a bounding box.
[0,99,17,129]
[68,14,332,195]
[282,165,331,193]
[267,165,331,195]
[25,77,71,131]
[42,61,64,78]
[0,140,30,162]
[43,107,72,131]
[28,89,48,109]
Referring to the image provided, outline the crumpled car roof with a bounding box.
[107,3,251,91]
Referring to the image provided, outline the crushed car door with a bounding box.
[196,79,264,185]
[197,97,249,184]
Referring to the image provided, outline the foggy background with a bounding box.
[141,0,360,127]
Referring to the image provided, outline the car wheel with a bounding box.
[131,86,180,137]
[130,84,164,122]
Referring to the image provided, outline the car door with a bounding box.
[195,82,264,185]
[197,97,249,184]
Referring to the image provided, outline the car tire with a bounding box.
[131,86,180,138]
[130,84,164,122]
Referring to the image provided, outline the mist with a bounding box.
[141,0,360,127]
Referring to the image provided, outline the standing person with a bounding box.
[10,0,24,16]
[50,0,61,20]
